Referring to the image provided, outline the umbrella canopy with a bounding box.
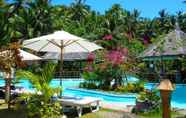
[23,30,102,53]
[20,50,42,61]
[140,28,186,60]
[0,49,42,61]
[42,52,89,61]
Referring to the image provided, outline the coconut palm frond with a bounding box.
[41,63,56,84]
[16,70,42,90]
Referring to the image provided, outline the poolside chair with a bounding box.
[58,96,101,117]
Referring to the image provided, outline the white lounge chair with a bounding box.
[58,96,101,117]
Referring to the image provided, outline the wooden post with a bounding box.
[157,79,174,118]
[160,90,171,118]
[59,40,64,97]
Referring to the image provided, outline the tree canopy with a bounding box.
[0,0,186,57]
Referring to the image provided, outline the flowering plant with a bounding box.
[103,34,113,41]
[82,47,128,90]
[82,34,139,90]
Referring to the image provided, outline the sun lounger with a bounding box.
[58,96,101,117]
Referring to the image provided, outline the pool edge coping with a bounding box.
[66,87,137,98]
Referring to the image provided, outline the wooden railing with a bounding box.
[55,71,82,78]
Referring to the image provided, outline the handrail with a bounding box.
[55,71,82,78]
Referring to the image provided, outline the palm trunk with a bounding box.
[5,72,11,108]
[123,71,128,84]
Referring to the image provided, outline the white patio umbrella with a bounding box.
[0,49,41,78]
[0,49,42,61]
[23,30,102,53]
[20,49,42,61]
[42,52,89,61]
[0,49,42,102]
[23,30,102,96]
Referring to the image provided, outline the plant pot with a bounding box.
[135,99,150,111]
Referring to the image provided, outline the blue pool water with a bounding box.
[64,88,136,105]
[145,83,186,109]
[0,79,186,108]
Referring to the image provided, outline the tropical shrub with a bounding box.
[133,90,161,113]
[82,71,98,83]
[114,85,128,93]
[127,83,136,92]
[79,82,97,89]
[19,94,62,118]
[16,63,63,118]
[134,81,145,92]
[115,81,145,93]
[138,90,160,102]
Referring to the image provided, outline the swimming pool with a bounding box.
[64,88,136,105]
[0,79,186,108]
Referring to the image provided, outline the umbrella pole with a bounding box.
[60,40,64,97]
[160,55,164,80]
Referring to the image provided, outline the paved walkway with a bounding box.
[174,108,186,118]
[89,111,137,118]
[100,102,134,112]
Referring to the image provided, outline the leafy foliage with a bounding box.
[133,90,161,113]
[16,63,62,118]
[1,0,186,49]
[115,81,145,93]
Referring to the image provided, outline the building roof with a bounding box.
[140,28,186,60]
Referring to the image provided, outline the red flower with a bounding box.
[84,65,94,72]
[103,34,113,40]
[120,48,128,56]
[87,53,95,63]
[143,39,148,45]
[143,35,150,45]
[106,50,123,66]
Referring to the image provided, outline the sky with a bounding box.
[52,0,186,18]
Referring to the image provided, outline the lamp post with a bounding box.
[157,79,174,118]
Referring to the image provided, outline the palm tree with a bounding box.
[176,11,186,32]
[0,42,23,108]
[69,0,89,22]
[16,63,62,117]
[122,9,141,41]
[0,0,20,46]
[104,4,124,33]
[25,0,54,37]
[0,0,5,7]
[9,0,54,40]
[16,63,60,101]
[155,9,174,34]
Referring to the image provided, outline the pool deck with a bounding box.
[100,101,134,112]
[173,108,186,117]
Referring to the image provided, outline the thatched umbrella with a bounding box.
[140,26,186,61]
